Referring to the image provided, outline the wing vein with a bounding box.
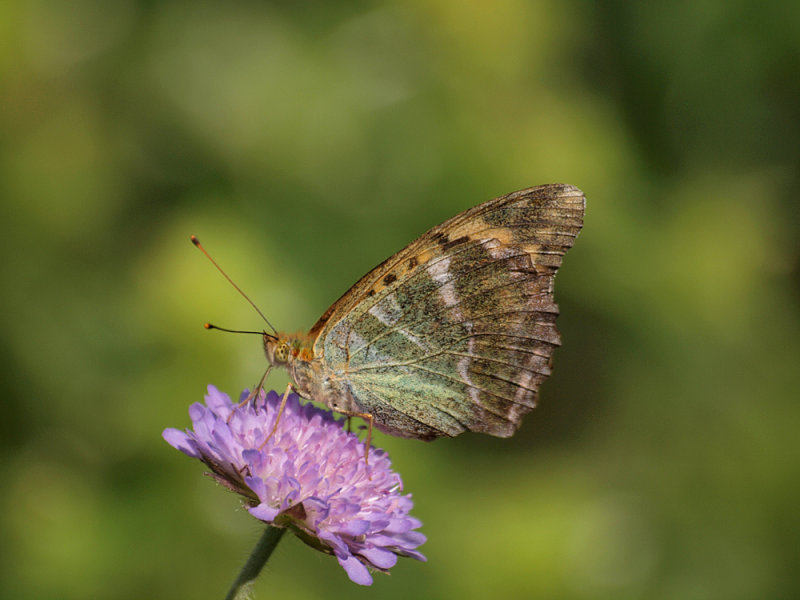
[348,307,557,364]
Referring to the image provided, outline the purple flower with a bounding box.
[163,385,426,585]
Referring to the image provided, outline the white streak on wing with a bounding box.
[458,350,477,406]
[368,293,402,326]
[402,330,426,348]
[368,304,393,325]
[427,257,459,309]
[367,292,426,350]
[507,392,527,426]
[514,370,534,405]
[512,351,543,410]
[439,281,459,308]
[508,364,537,426]
[427,255,481,407]
[485,240,518,259]
[427,256,451,284]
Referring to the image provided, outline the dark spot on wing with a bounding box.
[407,256,418,270]
[383,273,397,286]
[441,235,471,251]
[431,231,449,245]
[367,289,375,297]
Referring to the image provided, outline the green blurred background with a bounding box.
[2,1,799,598]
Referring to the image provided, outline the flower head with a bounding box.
[163,386,426,585]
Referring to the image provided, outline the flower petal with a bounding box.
[162,428,200,458]
[359,546,398,569]
[338,519,371,537]
[249,504,280,522]
[336,554,373,586]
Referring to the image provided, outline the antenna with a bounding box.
[191,235,278,335]
[204,323,277,339]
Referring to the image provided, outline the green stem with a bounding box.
[224,525,286,600]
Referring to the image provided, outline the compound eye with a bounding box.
[275,342,291,363]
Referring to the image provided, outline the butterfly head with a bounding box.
[263,332,315,367]
[263,333,287,367]
[263,332,319,402]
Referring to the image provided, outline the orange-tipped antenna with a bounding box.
[204,323,277,339]
[192,235,278,335]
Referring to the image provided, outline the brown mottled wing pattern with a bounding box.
[310,184,585,439]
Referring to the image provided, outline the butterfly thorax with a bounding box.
[263,331,360,415]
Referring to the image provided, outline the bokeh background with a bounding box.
[2,1,799,599]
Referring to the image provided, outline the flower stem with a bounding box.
[224,525,286,600]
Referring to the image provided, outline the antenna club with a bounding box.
[191,235,201,246]
[203,323,265,335]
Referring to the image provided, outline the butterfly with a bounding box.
[252,183,585,442]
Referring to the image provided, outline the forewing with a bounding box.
[311,184,585,438]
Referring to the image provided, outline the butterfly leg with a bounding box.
[336,409,374,467]
[228,366,272,423]
[361,412,374,467]
[258,381,293,450]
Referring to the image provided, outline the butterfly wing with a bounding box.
[309,184,585,439]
